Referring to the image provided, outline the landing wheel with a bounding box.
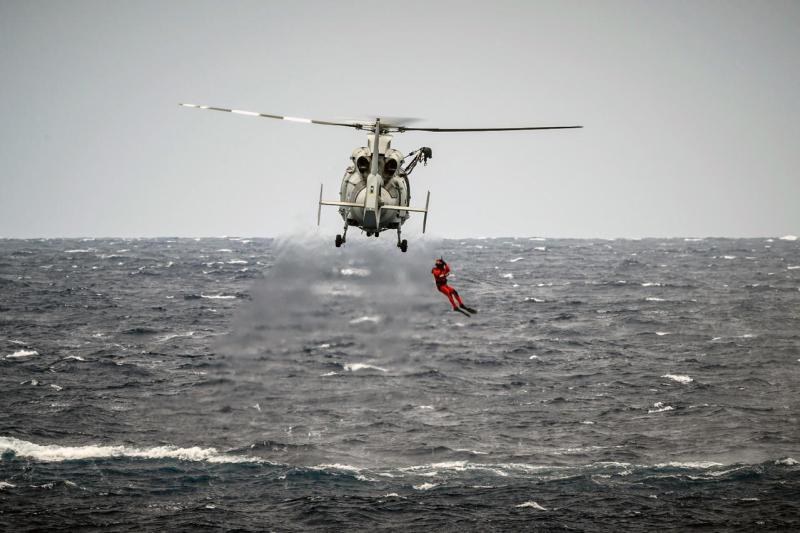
[399,239,408,253]
[335,234,343,248]
[374,232,380,238]
[366,232,372,237]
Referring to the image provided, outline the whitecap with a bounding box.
[50,384,63,391]
[529,355,539,360]
[722,255,736,260]
[0,481,15,490]
[227,259,248,265]
[648,402,674,413]
[646,297,665,302]
[641,282,662,287]
[684,238,703,242]
[349,316,380,324]
[321,371,338,377]
[200,294,236,300]
[509,257,524,263]
[417,405,434,410]
[516,501,548,510]
[501,273,514,279]
[340,267,370,277]
[64,249,93,253]
[312,463,362,473]
[5,349,38,359]
[524,297,545,303]
[158,331,195,342]
[216,248,233,252]
[64,355,86,361]
[534,246,547,251]
[775,457,798,466]
[343,363,387,372]
[655,332,671,336]
[662,374,693,384]
[787,266,800,270]
[655,461,723,469]
[779,235,797,241]
[413,482,438,491]
[0,436,259,464]
[530,237,546,241]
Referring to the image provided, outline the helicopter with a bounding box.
[180,103,581,252]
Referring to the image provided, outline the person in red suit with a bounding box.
[432,258,477,315]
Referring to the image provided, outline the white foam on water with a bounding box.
[641,282,662,287]
[317,343,331,349]
[321,371,338,377]
[529,355,539,359]
[775,457,798,466]
[312,463,362,473]
[343,363,387,372]
[0,436,258,464]
[722,255,736,260]
[5,349,38,359]
[662,374,693,384]
[646,297,665,302]
[581,420,595,425]
[779,235,797,241]
[515,501,547,510]
[530,237,546,241]
[64,249,93,253]
[524,297,545,302]
[349,315,380,324]
[417,405,434,410]
[340,267,371,277]
[684,238,703,242]
[413,482,438,491]
[501,273,514,279]
[655,332,671,336]
[655,461,723,469]
[158,331,195,342]
[227,259,248,265]
[648,402,674,413]
[509,257,524,263]
[534,246,547,251]
[787,266,800,270]
[50,384,63,391]
[200,294,236,299]
[216,248,233,252]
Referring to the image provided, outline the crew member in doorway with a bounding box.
[432,258,477,316]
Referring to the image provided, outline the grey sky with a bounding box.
[1,0,798,238]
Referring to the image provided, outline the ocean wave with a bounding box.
[349,315,380,324]
[662,374,693,384]
[343,363,387,372]
[5,349,38,359]
[516,501,547,510]
[0,436,260,464]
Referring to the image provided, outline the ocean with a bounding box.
[1,236,798,531]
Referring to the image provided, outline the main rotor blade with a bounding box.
[397,125,583,132]
[179,103,365,130]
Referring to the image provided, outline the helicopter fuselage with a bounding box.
[338,137,411,233]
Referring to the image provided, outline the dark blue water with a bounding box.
[1,236,799,531]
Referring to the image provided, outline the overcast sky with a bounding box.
[1,0,798,238]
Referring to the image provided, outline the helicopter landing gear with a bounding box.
[336,222,348,248]
[396,228,408,253]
